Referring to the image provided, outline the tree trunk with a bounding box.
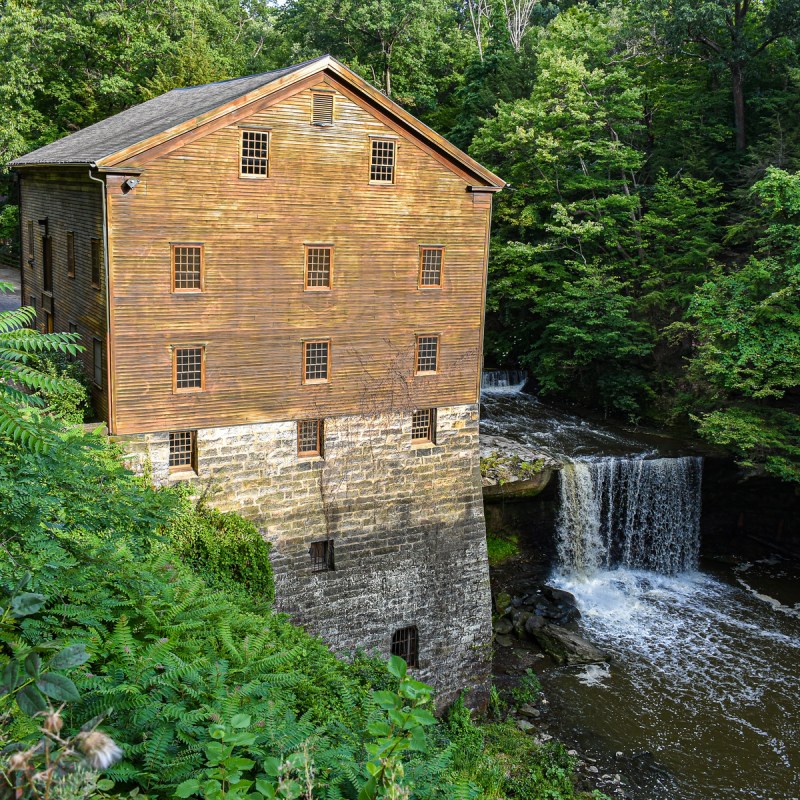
[383,43,392,97]
[732,62,746,151]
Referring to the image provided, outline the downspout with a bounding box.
[87,166,114,434]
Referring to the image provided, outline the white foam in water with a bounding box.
[576,662,611,687]
[549,456,800,798]
[480,369,528,394]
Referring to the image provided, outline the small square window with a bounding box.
[419,247,443,288]
[66,232,75,278]
[92,338,102,386]
[411,408,436,443]
[174,346,204,392]
[391,626,419,668]
[305,246,332,290]
[298,419,324,457]
[415,335,439,374]
[370,139,395,184]
[91,238,102,288]
[303,340,330,383]
[309,540,334,572]
[312,92,334,126]
[240,129,269,177]
[172,244,203,291]
[169,430,197,473]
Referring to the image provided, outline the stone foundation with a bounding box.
[117,404,492,704]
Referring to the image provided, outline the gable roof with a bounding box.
[10,61,315,168]
[10,55,504,189]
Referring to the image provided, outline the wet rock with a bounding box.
[495,592,512,614]
[567,750,578,757]
[494,616,513,635]
[525,614,547,634]
[588,766,599,774]
[516,719,535,733]
[543,586,577,606]
[495,634,514,648]
[518,703,540,718]
[512,609,533,638]
[527,623,608,665]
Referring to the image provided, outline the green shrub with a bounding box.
[486,533,520,566]
[510,669,542,707]
[31,351,91,425]
[0,421,604,800]
[167,501,275,605]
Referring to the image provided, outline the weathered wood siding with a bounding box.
[19,172,108,420]
[107,79,491,435]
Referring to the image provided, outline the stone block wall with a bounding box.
[117,403,492,704]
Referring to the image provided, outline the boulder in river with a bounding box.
[526,621,608,665]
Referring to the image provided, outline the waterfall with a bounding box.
[556,457,703,577]
[481,369,528,392]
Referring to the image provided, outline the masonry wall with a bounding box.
[118,403,492,703]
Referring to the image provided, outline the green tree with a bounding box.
[278,0,474,110]
[471,5,652,411]
[637,0,800,151]
[687,167,800,479]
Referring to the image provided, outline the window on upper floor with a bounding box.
[415,335,439,375]
[411,408,436,444]
[91,238,102,288]
[419,247,444,288]
[303,340,330,384]
[240,129,270,177]
[305,246,332,290]
[66,232,75,278]
[298,418,324,457]
[172,244,203,292]
[370,138,396,184]
[169,430,198,474]
[173,346,204,392]
[311,92,334,126]
[391,625,419,668]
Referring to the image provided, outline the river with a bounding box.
[481,376,800,800]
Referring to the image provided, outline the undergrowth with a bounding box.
[0,423,607,799]
[486,533,520,566]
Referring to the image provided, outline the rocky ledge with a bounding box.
[494,584,608,665]
[480,435,560,502]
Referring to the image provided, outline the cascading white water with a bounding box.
[556,457,703,576]
[481,392,800,798]
[481,369,528,392]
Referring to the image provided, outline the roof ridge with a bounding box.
[174,55,328,92]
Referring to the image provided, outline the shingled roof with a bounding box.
[10,55,505,188]
[10,59,318,167]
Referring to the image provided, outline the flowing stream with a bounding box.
[481,375,800,800]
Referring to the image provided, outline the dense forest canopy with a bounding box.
[1,0,798,480]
